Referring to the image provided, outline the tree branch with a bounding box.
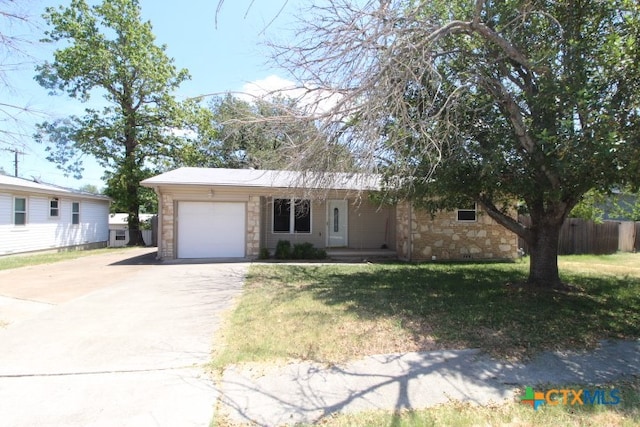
[477,197,531,243]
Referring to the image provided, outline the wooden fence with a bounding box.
[518,216,639,255]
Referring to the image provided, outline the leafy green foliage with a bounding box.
[274,240,327,260]
[275,0,640,285]
[569,188,640,221]
[176,94,356,171]
[389,1,640,208]
[609,191,640,221]
[258,247,271,260]
[34,0,197,244]
[274,240,292,260]
[377,1,640,285]
[569,190,607,223]
[102,167,157,214]
[291,242,327,260]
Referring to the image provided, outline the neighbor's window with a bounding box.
[14,197,26,225]
[50,198,59,217]
[457,203,477,222]
[72,202,80,225]
[115,229,126,241]
[273,198,311,234]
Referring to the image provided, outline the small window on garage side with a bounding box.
[457,203,477,222]
[273,198,311,234]
[14,197,27,225]
[72,202,80,225]
[115,229,126,240]
[50,198,59,218]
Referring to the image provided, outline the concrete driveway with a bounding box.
[0,248,247,426]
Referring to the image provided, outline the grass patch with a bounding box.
[212,254,640,367]
[559,253,640,278]
[310,378,640,427]
[0,247,136,271]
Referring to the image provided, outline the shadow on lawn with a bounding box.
[270,263,640,360]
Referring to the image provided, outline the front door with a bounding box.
[327,200,348,247]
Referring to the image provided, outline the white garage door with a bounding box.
[177,201,246,258]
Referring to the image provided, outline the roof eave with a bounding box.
[140,181,380,192]
[0,183,112,202]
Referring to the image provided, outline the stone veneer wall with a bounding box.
[159,193,175,259]
[245,195,261,258]
[396,202,518,261]
[396,202,411,259]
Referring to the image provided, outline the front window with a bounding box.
[50,198,59,217]
[273,198,311,234]
[457,203,477,222]
[273,198,291,233]
[14,197,26,225]
[72,202,80,225]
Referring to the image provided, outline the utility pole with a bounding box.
[1,149,25,177]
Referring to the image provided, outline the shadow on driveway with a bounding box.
[108,250,161,266]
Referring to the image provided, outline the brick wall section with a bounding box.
[160,193,175,259]
[396,202,518,261]
[246,196,261,257]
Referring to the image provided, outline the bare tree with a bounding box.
[265,0,446,175]
[0,0,40,147]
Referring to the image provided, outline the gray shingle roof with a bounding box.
[140,167,381,191]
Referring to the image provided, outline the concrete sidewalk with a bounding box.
[219,340,640,426]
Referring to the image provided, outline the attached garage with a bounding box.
[177,201,246,258]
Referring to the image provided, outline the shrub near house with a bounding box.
[273,240,327,260]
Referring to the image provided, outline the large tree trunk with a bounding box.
[478,199,567,289]
[126,207,144,246]
[123,138,145,247]
[527,222,562,288]
[125,166,144,247]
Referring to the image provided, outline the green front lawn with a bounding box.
[212,254,640,367]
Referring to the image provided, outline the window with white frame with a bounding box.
[50,198,59,217]
[71,202,80,225]
[14,197,26,225]
[457,203,477,222]
[273,198,311,234]
[115,229,126,240]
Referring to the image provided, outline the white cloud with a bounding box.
[238,74,343,117]
[239,75,301,100]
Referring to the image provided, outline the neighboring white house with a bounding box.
[108,213,155,247]
[0,174,111,256]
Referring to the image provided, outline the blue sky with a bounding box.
[1,0,303,188]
